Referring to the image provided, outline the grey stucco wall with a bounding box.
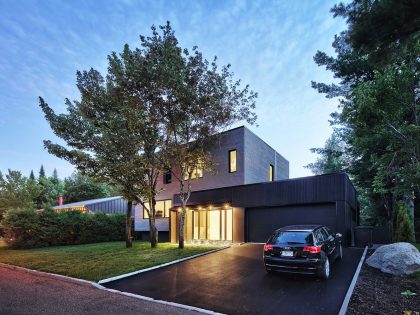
[243,127,289,184]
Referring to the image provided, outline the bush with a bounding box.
[0,208,132,249]
[393,201,415,243]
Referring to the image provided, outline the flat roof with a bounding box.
[53,196,123,210]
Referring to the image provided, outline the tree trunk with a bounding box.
[149,217,158,248]
[125,200,133,248]
[179,204,186,249]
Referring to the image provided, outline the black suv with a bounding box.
[263,225,342,279]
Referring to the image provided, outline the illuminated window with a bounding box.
[229,149,237,173]
[143,199,172,219]
[269,164,274,181]
[183,161,204,180]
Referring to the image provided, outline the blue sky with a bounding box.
[0,0,345,179]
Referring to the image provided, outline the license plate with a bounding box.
[281,250,293,257]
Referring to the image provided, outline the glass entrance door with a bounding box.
[192,208,232,241]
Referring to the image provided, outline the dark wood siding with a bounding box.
[174,173,355,209]
[246,204,337,243]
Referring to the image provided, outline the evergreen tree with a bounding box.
[52,169,58,182]
[29,170,35,181]
[39,165,46,180]
[312,0,419,238]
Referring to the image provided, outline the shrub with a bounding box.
[393,201,415,243]
[1,208,133,249]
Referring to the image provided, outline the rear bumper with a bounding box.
[264,256,322,274]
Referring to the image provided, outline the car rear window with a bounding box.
[269,231,313,245]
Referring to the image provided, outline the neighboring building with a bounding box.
[54,196,133,215]
[135,126,289,241]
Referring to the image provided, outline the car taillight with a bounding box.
[263,244,273,251]
[303,245,322,253]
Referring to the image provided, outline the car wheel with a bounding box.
[317,256,330,280]
[265,267,274,274]
[337,244,343,260]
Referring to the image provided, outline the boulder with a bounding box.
[366,242,420,276]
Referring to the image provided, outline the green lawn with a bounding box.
[0,241,218,281]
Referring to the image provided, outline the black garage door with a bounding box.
[246,203,337,243]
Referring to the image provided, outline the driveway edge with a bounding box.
[0,262,224,314]
[338,246,368,315]
[98,245,230,284]
[0,262,101,288]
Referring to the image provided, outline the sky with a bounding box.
[0,0,346,180]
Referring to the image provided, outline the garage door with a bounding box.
[246,204,337,243]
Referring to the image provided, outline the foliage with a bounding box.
[394,202,415,243]
[38,165,46,179]
[311,0,419,238]
[0,241,217,281]
[1,208,130,249]
[39,22,257,249]
[135,23,257,248]
[0,170,41,220]
[401,290,417,298]
[39,37,164,248]
[63,172,117,204]
[305,129,348,175]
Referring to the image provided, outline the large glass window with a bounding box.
[269,164,274,181]
[183,161,204,180]
[229,149,237,173]
[199,211,207,239]
[193,212,199,240]
[208,210,221,240]
[143,199,172,219]
[226,209,233,241]
[192,208,233,241]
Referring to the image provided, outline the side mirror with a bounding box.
[336,233,342,238]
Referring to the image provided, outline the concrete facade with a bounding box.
[135,126,289,234]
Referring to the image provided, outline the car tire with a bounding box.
[265,267,274,274]
[317,255,330,280]
[336,243,343,261]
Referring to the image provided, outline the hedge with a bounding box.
[0,208,134,249]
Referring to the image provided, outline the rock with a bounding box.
[366,242,420,276]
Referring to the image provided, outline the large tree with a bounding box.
[39,64,162,248]
[312,0,419,240]
[137,23,257,248]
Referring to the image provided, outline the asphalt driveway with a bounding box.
[105,244,363,315]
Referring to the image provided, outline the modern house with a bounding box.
[135,126,358,246]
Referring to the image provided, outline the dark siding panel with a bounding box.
[246,204,337,243]
[175,173,351,208]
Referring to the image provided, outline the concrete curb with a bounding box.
[338,246,368,315]
[101,288,225,314]
[0,262,100,288]
[0,262,225,314]
[98,246,230,284]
